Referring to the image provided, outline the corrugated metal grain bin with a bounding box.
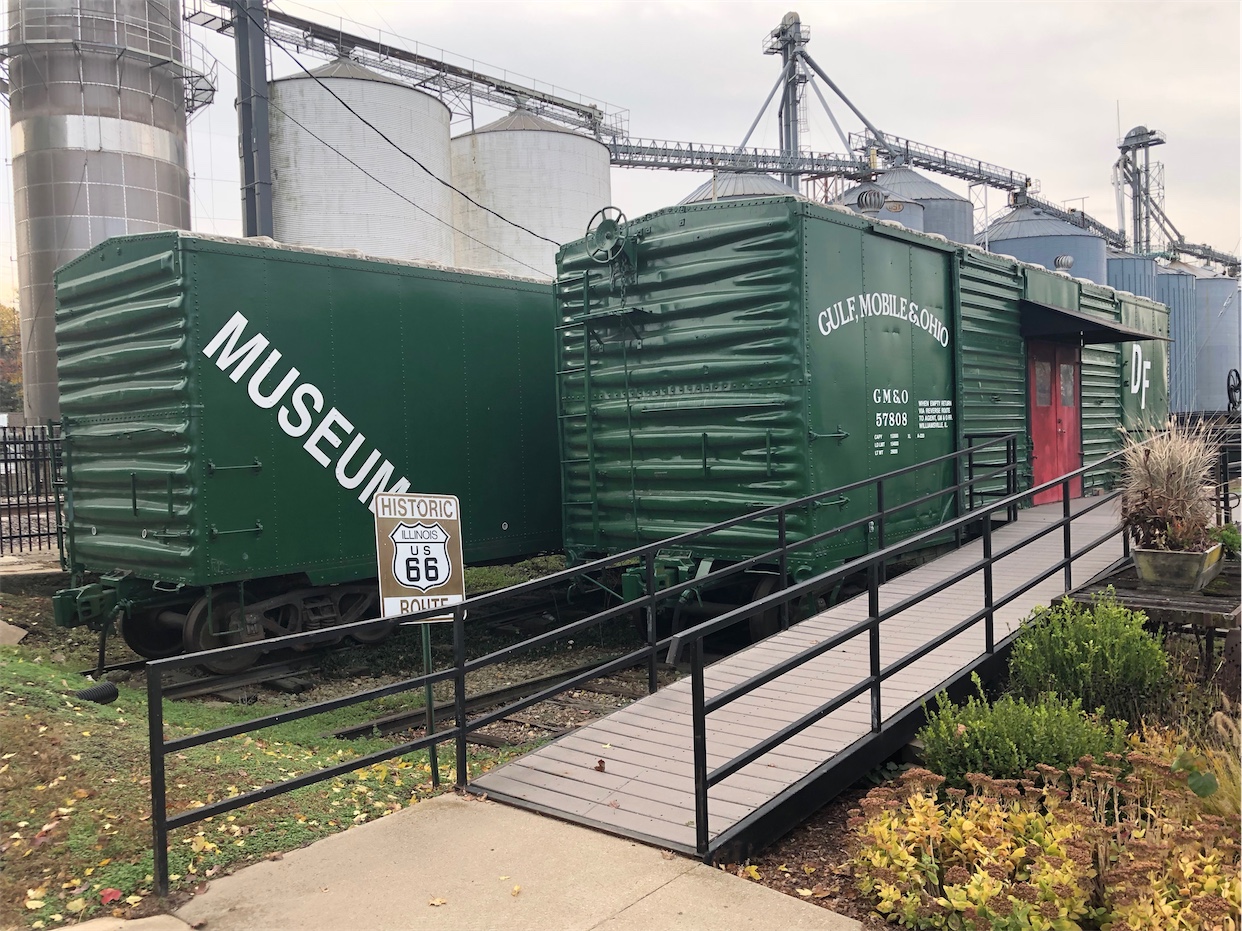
[555,197,1167,580]
[56,232,560,591]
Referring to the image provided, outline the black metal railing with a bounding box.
[143,433,1020,894]
[667,446,1131,857]
[0,424,63,555]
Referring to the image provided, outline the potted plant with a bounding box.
[1120,420,1224,591]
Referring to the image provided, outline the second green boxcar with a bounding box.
[555,196,1168,593]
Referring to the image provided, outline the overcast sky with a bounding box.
[0,0,1238,301]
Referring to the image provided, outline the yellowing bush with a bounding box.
[851,759,1240,931]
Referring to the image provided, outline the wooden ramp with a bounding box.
[472,499,1124,856]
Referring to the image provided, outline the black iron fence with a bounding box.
[144,434,1021,894]
[0,424,63,555]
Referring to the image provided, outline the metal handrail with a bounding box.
[670,444,1133,856]
[143,431,1019,894]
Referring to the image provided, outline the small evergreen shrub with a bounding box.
[1209,522,1240,559]
[1007,592,1169,724]
[918,678,1125,788]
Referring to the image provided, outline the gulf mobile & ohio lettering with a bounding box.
[817,292,950,347]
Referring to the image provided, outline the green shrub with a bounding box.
[1209,522,1240,558]
[918,677,1126,788]
[1007,592,1169,724]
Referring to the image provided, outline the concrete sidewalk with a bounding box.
[141,793,859,931]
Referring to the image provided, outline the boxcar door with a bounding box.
[1028,340,1082,505]
[1055,344,1082,500]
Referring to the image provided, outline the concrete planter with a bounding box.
[1133,543,1225,592]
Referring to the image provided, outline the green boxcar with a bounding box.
[53,232,560,655]
[555,197,1168,584]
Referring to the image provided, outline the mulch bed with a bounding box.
[722,783,886,928]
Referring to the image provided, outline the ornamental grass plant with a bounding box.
[1120,420,1217,552]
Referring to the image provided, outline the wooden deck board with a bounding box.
[474,500,1122,849]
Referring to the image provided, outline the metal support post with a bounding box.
[868,562,881,732]
[422,624,439,787]
[234,0,274,237]
[644,553,658,694]
[876,479,887,584]
[453,606,467,789]
[690,638,710,857]
[148,668,169,897]
[1062,480,1073,591]
[982,517,994,654]
[952,452,964,547]
[777,510,790,630]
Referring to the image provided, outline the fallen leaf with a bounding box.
[66,898,86,912]
[660,850,675,860]
[511,885,521,897]
[593,760,605,773]
[741,865,761,881]
[601,743,612,749]
[429,898,447,907]
[797,888,813,897]
[802,864,816,875]
[25,899,46,910]
[778,864,790,873]
[125,895,143,906]
[499,876,510,880]
[607,800,620,809]
[100,888,122,905]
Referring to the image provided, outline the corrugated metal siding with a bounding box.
[956,252,1029,492]
[556,201,806,562]
[1160,271,1198,413]
[1106,256,1159,299]
[55,238,198,576]
[1078,284,1123,482]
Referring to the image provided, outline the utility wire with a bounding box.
[248,2,562,248]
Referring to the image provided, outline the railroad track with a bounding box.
[331,660,662,750]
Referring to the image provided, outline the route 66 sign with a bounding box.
[373,493,464,621]
[391,522,450,591]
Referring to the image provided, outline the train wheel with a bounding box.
[748,575,781,641]
[182,596,264,675]
[341,591,393,645]
[118,611,183,660]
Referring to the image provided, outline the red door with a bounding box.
[1028,341,1082,505]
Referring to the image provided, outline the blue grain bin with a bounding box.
[981,204,1108,284]
[1107,254,1159,300]
[876,167,974,243]
[837,180,925,232]
[1158,266,1198,413]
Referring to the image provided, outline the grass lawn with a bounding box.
[0,561,580,930]
[0,645,507,929]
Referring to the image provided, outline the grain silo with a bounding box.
[837,180,925,232]
[1107,253,1159,299]
[7,0,193,421]
[680,173,804,203]
[450,109,610,277]
[1157,266,1198,413]
[876,167,973,243]
[270,58,453,264]
[981,204,1108,284]
[1165,262,1241,412]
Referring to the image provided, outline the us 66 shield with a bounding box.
[373,493,464,621]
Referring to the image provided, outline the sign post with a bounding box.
[373,493,466,787]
